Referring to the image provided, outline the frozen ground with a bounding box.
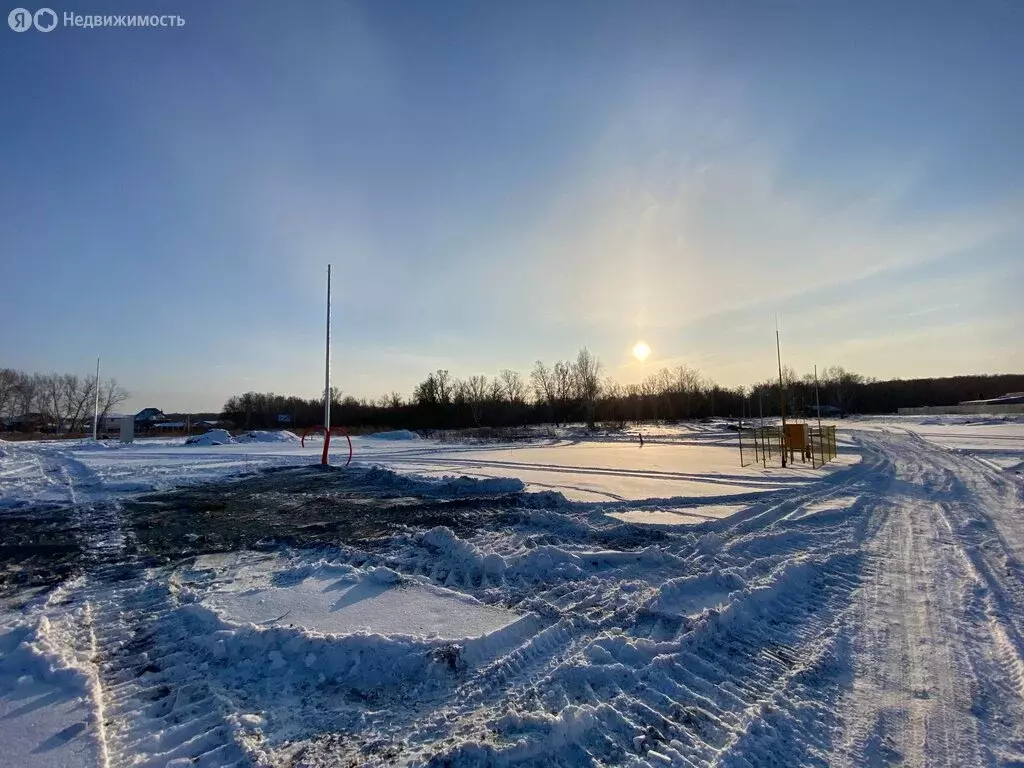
[1,417,1023,766]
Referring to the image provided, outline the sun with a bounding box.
[632,341,651,362]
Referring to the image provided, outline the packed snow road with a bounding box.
[1,425,1023,767]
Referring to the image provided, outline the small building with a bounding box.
[959,392,1024,407]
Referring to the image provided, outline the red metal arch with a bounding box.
[300,425,353,467]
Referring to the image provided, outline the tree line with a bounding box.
[0,368,131,434]
[219,347,1023,432]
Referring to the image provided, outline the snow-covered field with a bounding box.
[1,417,1023,766]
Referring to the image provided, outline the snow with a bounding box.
[0,424,860,510]
[198,558,523,639]
[2,417,1024,766]
[235,429,301,444]
[363,429,420,441]
[0,606,103,768]
[605,504,747,525]
[183,428,233,446]
[184,429,300,446]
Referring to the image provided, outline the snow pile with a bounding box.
[434,475,526,496]
[235,430,300,444]
[0,617,93,691]
[414,526,680,587]
[361,465,526,497]
[178,564,528,698]
[647,568,745,616]
[363,429,420,441]
[183,429,300,447]
[184,429,234,446]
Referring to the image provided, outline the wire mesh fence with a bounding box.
[738,425,785,468]
[809,425,837,468]
[739,423,836,469]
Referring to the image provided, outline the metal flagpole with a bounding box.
[815,364,823,466]
[92,356,101,441]
[323,264,332,465]
[776,316,787,468]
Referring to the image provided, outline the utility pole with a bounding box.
[814,364,822,434]
[323,264,332,465]
[324,265,332,431]
[92,356,101,440]
[776,317,787,468]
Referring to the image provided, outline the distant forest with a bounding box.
[219,349,1024,432]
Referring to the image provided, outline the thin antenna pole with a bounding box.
[324,264,332,438]
[92,356,101,440]
[815,364,822,434]
[776,316,787,468]
[815,364,823,466]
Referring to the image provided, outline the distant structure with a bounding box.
[959,393,1024,407]
[898,392,1024,416]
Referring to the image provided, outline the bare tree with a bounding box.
[531,361,555,410]
[37,373,74,433]
[572,348,602,428]
[642,373,661,422]
[0,368,18,419]
[553,361,575,426]
[385,392,404,409]
[414,372,440,406]
[14,373,40,422]
[463,374,489,426]
[822,366,863,414]
[435,369,453,405]
[498,369,526,406]
[671,365,703,419]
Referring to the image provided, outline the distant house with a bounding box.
[133,408,168,434]
[135,408,166,423]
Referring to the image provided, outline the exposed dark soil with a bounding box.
[1,466,524,600]
[0,507,84,595]
[123,465,516,562]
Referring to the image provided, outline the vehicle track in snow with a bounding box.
[832,431,1024,768]
[289,430,1024,767]
[12,444,254,768]
[11,430,1024,767]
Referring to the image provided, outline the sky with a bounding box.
[1,0,1022,412]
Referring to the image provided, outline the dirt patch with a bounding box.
[2,465,550,601]
[0,507,83,595]
[122,466,515,563]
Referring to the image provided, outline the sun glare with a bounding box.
[632,341,651,362]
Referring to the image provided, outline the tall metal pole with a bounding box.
[324,264,332,435]
[815,364,823,466]
[776,317,787,468]
[814,364,822,434]
[92,356,101,440]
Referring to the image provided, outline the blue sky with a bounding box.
[1,0,1021,412]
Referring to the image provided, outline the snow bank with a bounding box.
[361,466,526,497]
[183,429,299,446]
[184,429,234,446]
[363,429,420,441]
[414,526,680,587]
[235,430,300,444]
[181,602,461,694]
[200,564,520,639]
[0,617,93,691]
